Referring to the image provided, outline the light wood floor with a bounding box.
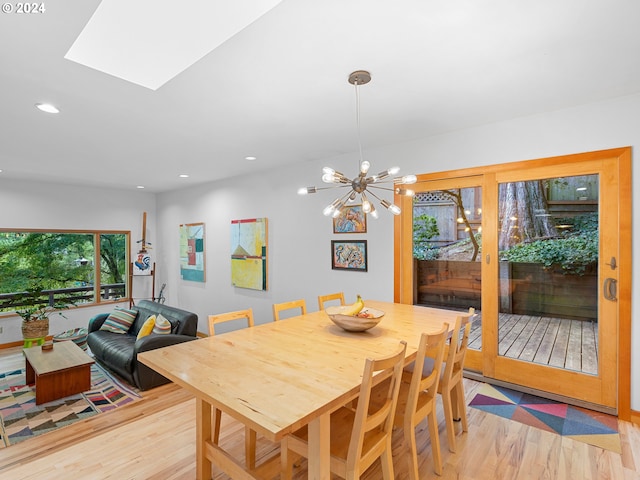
[1,347,639,479]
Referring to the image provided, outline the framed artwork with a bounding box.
[179,222,206,282]
[331,240,367,271]
[231,218,268,290]
[333,205,367,233]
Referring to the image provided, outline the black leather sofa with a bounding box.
[87,300,198,390]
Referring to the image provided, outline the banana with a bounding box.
[341,294,364,316]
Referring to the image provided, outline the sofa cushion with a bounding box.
[100,308,138,334]
[136,315,156,340]
[87,330,137,376]
[152,314,172,334]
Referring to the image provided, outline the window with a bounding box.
[0,230,129,314]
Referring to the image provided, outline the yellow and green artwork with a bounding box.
[231,218,268,290]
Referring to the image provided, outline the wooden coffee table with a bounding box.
[23,340,94,405]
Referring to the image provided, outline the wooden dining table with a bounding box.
[138,300,463,480]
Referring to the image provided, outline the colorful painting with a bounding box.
[333,205,366,233]
[179,222,205,282]
[231,218,268,290]
[331,240,367,271]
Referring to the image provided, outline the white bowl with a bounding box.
[325,306,385,332]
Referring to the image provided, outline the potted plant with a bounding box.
[11,289,72,340]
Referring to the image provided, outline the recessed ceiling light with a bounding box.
[179,174,189,178]
[136,185,145,189]
[245,156,257,161]
[35,103,60,114]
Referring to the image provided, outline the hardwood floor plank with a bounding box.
[582,320,598,374]
[564,319,584,371]
[501,314,531,358]
[519,315,547,362]
[509,315,542,361]
[549,318,570,367]
[533,316,560,365]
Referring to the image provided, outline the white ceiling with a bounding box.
[2,0,640,193]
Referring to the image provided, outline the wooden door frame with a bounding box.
[394,147,632,421]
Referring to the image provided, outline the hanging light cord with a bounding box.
[355,80,365,169]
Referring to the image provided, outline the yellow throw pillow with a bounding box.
[136,315,157,340]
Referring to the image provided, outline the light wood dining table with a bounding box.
[138,300,463,480]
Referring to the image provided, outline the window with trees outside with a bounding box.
[0,230,129,315]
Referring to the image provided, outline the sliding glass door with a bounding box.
[395,148,630,410]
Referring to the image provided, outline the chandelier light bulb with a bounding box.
[388,166,400,175]
[389,204,401,215]
[322,166,335,175]
[360,161,370,174]
[395,188,415,196]
[298,186,317,195]
[370,208,379,219]
[323,204,336,216]
[400,174,417,184]
[362,196,372,213]
[322,173,335,183]
[381,199,401,215]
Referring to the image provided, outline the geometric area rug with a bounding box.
[469,383,621,453]
[0,362,141,448]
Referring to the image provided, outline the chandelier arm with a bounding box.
[367,185,396,192]
[320,185,353,191]
[364,189,387,203]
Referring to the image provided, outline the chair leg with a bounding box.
[427,408,443,475]
[380,442,395,480]
[404,423,420,480]
[456,382,469,432]
[441,389,457,453]
[245,427,256,469]
[212,408,222,444]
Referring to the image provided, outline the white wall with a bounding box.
[1,92,637,408]
[0,179,156,340]
[157,92,639,408]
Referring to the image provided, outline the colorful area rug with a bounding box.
[0,363,141,447]
[469,383,621,453]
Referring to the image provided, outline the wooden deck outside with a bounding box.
[467,312,599,375]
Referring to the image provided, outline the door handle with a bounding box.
[603,277,617,301]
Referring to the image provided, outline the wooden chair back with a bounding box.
[441,307,475,390]
[281,340,407,480]
[438,307,475,453]
[272,299,307,321]
[207,308,254,336]
[317,292,345,310]
[399,325,448,477]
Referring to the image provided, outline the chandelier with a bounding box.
[298,70,416,218]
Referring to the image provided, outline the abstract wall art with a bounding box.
[333,205,366,233]
[179,222,205,282]
[331,240,367,271]
[231,217,268,290]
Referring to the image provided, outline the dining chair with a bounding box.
[280,340,407,480]
[208,308,255,336]
[317,291,345,310]
[418,307,475,454]
[207,308,259,469]
[392,325,448,478]
[272,299,307,321]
